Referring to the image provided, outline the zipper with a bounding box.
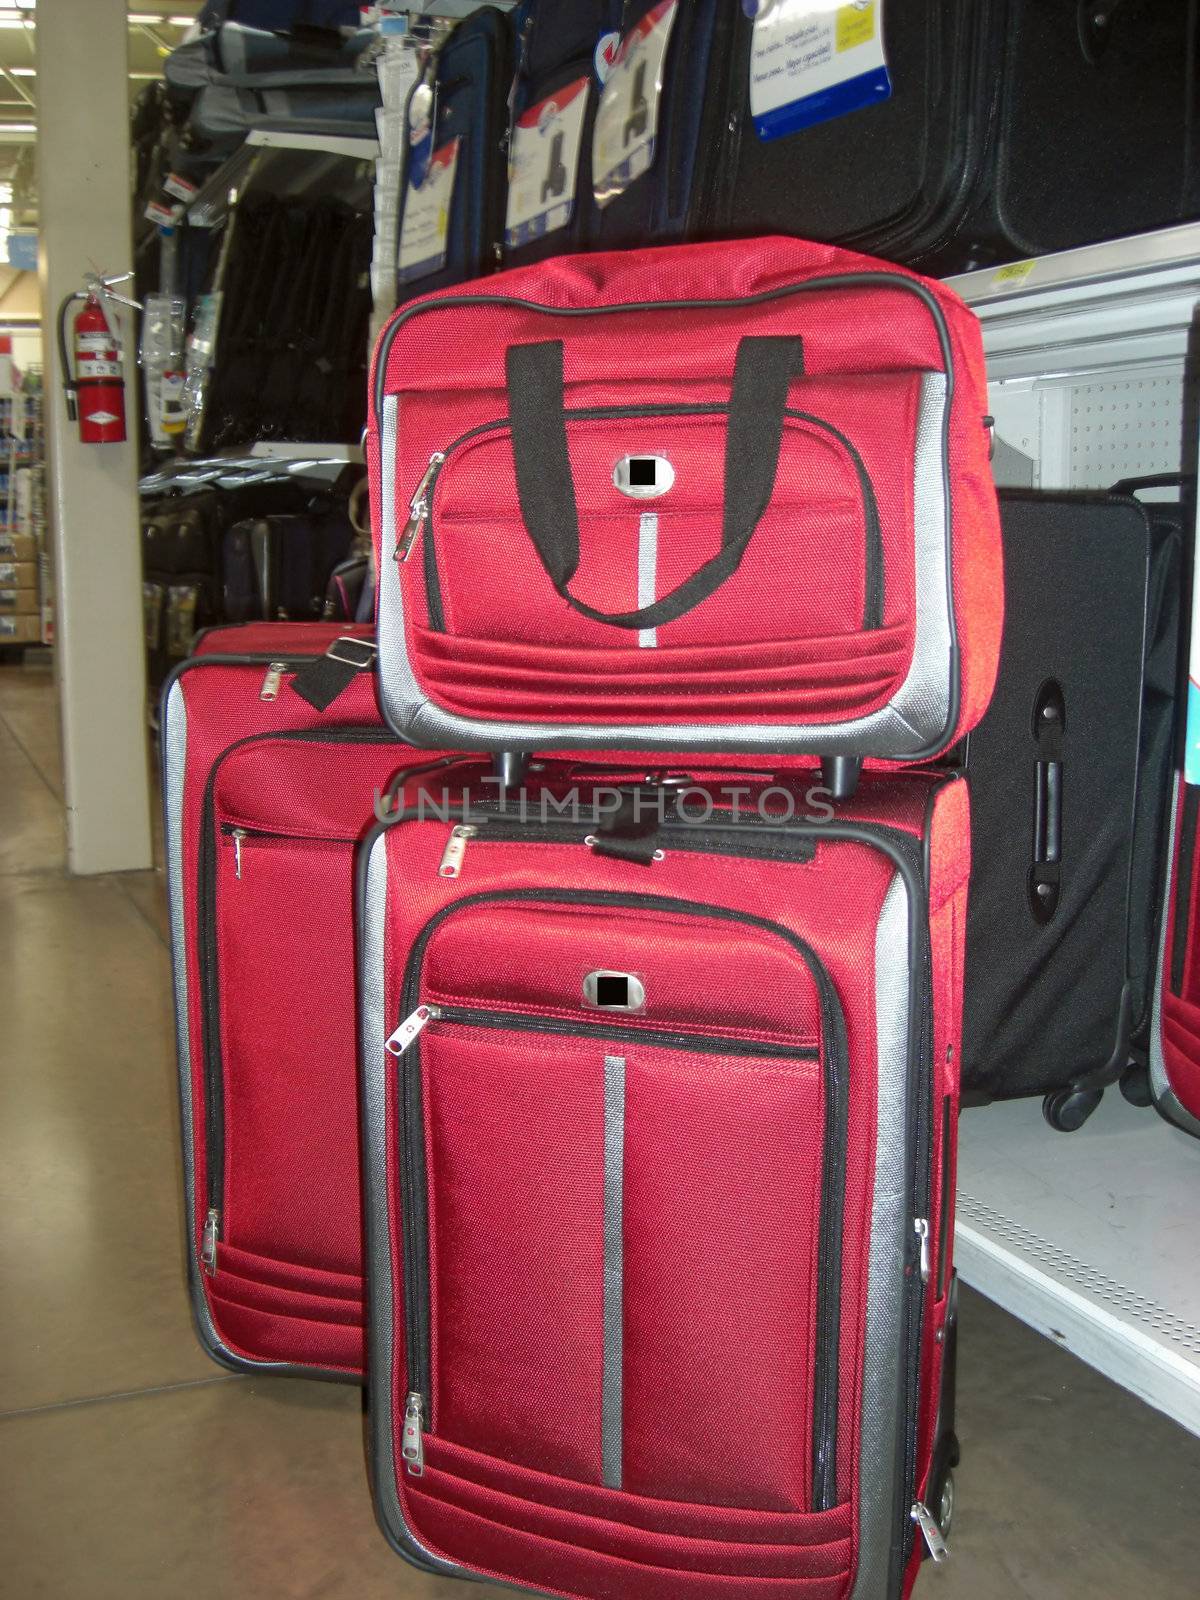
[371,272,956,429]
[386,1003,820,1062]
[219,822,357,879]
[422,813,818,877]
[910,1500,949,1563]
[195,725,404,1272]
[405,403,884,635]
[259,661,288,701]
[390,882,847,1513]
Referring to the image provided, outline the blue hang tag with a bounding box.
[749,0,892,143]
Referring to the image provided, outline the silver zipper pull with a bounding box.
[385,1004,441,1057]
[201,1208,219,1276]
[402,1391,425,1476]
[439,824,477,878]
[396,451,445,562]
[914,1217,931,1286]
[231,828,247,880]
[911,1501,949,1563]
[259,661,287,701]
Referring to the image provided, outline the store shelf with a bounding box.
[187,126,379,228]
[248,440,362,463]
[956,1092,1200,1439]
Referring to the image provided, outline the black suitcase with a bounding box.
[962,488,1183,1130]
[692,1,993,267]
[248,508,354,621]
[502,0,621,267]
[953,0,1200,268]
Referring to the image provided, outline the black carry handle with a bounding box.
[505,336,802,631]
[1029,679,1065,925]
[1110,472,1196,497]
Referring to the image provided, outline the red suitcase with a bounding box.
[369,235,1001,780]
[1149,776,1200,1137]
[162,622,475,1377]
[358,765,968,1597]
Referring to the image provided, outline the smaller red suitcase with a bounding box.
[162,622,475,1378]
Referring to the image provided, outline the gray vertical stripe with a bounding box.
[849,873,912,1600]
[602,1054,626,1488]
[637,513,658,648]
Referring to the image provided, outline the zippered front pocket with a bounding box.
[405,402,885,647]
[389,889,848,1516]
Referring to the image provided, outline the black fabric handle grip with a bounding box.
[504,335,803,631]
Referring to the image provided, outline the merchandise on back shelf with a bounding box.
[395,7,514,302]
[689,2,993,271]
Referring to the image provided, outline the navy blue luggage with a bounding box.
[502,0,622,267]
[582,0,719,250]
[396,8,514,301]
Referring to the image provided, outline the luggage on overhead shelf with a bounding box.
[962,488,1183,1131]
[396,8,514,301]
[164,21,381,166]
[359,764,968,1595]
[581,0,720,250]
[502,0,624,267]
[199,1,362,28]
[161,621,470,1378]
[693,2,993,270]
[370,234,1002,786]
[951,0,1200,267]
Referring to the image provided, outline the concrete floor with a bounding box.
[2,661,1200,1599]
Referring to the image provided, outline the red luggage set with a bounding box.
[164,237,1001,1597]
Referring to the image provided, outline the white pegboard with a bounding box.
[1066,373,1186,487]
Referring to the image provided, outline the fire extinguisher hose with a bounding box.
[57,290,86,423]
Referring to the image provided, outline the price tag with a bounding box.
[592,0,678,207]
[506,76,590,249]
[399,138,459,284]
[749,0,891,142]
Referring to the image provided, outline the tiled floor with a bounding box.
[2,661,1200,1598]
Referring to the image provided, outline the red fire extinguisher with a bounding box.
[57,272,140,445]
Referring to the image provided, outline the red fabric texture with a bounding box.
[1154,776,1200,1120]
[369,235,1001,748]
[373,770,968,1598]
[169,626,446,1376]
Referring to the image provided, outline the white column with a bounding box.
[37,0,152,874]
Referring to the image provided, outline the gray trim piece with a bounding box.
[637,514,658,649]
[361,836,462,1576]
[163,680,295,1378]
[378,377,954,755]
[850,873,912,1600]
[1149,786,1200,1138]
[601,1055,626,1489]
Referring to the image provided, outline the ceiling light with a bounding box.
[9,67,33,76]
[1,122,35,132]
[168,13,196,22]
[128,12,167,23]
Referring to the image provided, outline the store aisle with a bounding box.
[1,662,1199,1599]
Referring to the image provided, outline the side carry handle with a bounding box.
[1030,679,1065,924]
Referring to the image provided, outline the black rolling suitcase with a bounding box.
[962,488,1183,1130]
[691,1,992,267]
[953,0,1200,267]
[247,509,355,621]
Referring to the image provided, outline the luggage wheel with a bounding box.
[1119,1063,1153,1109]
[1041,1085,1104,1133]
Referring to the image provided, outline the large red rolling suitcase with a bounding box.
[358,765,968,1597]
[368,235,1002,785]
[161,621,475,1377]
